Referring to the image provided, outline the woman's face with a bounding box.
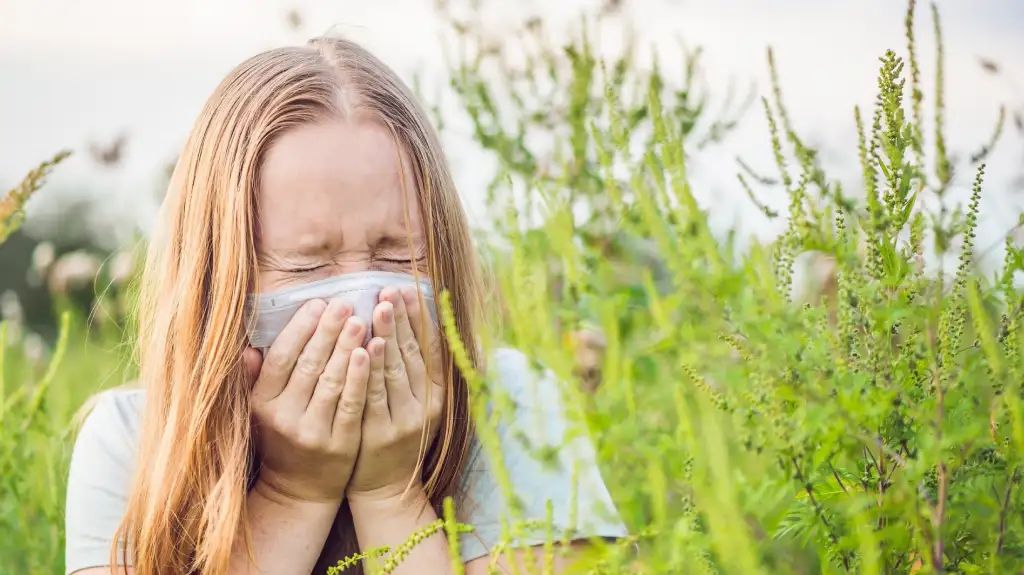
[256,118,426,294]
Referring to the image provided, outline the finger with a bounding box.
[375,300,415,416]
[279,299,352,411]
[303,311,364,423]
[252,299,326,402]
[365,336,389,418]
[381,287,427,401]
[304,314,365,433]
[402,286,443,385]
[333,347,370,440]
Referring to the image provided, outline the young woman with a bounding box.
[64,37,625,575]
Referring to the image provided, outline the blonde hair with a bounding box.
[116,37,485,575]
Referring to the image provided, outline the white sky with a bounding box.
[1,0,1022,266]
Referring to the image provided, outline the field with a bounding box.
[2,1,1024,573]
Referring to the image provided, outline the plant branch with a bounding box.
[789,456,852,572]
[996,466,1021,556]
[830,461,849,495]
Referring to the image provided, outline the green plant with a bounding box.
[0,151,70,244]
[444,0,1024,573]
[4,1,1024,573]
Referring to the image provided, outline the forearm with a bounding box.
[228,480,340,575]
[349,486,454,575]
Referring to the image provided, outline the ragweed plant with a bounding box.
[3,1,1023,573]
[0,150,70,244]
[443,0,1024,573]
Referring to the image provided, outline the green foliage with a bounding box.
[0,151,70,244]
[444,0,1024,573]
[3,1,1023,574]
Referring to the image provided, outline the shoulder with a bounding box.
[77,388,145,438]
[485,346,559,406]
[70,388,145,474]
[484,347,573,425]
[65,388,144,574]
[481,347,585,455]
[458,347,626,562]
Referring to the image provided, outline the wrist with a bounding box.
[253,476,345,510]
[347,482,430,515]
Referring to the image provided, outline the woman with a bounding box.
[64,37,625,575]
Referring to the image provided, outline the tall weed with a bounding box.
[445,0,1024,573]
[2,2,1023,573]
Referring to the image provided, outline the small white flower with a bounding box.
[47,251,101,295]
[1,289,23,323]
[31,241,56,275]
[21,332,46,367]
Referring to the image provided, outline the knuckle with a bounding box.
[294,354,321,377]
[384,361,406,379]
[316,372,344,395]
[367,385,388,403]
[271,415,297,438]
[338,398,364,415]
[263,351,290,373]
[400,338,421,358]
[295,429,326,451]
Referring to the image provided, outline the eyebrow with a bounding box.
[280,240,336,257]
[377,232,423,245]
[376,235,427,256]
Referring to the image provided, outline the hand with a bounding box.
[345,286,444,501]
[245,298,371,504]
[571,328,607,394]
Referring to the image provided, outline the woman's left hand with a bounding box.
[346,285,445,501]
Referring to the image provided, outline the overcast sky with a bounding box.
[1,0,1022,265]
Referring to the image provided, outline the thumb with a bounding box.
[242,346,263,384]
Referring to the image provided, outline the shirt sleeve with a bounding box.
[64,390,142,574]
[458,348,627,563]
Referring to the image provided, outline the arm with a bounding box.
[349,488,452,573]
[226,483,341,575]
[72,488,339,575]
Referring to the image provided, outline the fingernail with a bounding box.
[382,302,394,323]
[379,287,397,303]
[373,338,385,357]
[353,350,366,366]
[332,300,352,320]
[401,287,415,305]
[346,317,362,335]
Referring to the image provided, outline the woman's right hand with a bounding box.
[244,298,370,504]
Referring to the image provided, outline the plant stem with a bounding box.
[931,358,947,573]
[995,467,1020,556]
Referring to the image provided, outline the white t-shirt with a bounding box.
[64,347,627,574]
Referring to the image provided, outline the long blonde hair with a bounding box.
[116,37,484,575]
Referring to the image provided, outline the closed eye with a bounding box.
[287,265,326,273]
[372,254,427,273]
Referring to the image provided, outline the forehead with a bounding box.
[257,118,423,255]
